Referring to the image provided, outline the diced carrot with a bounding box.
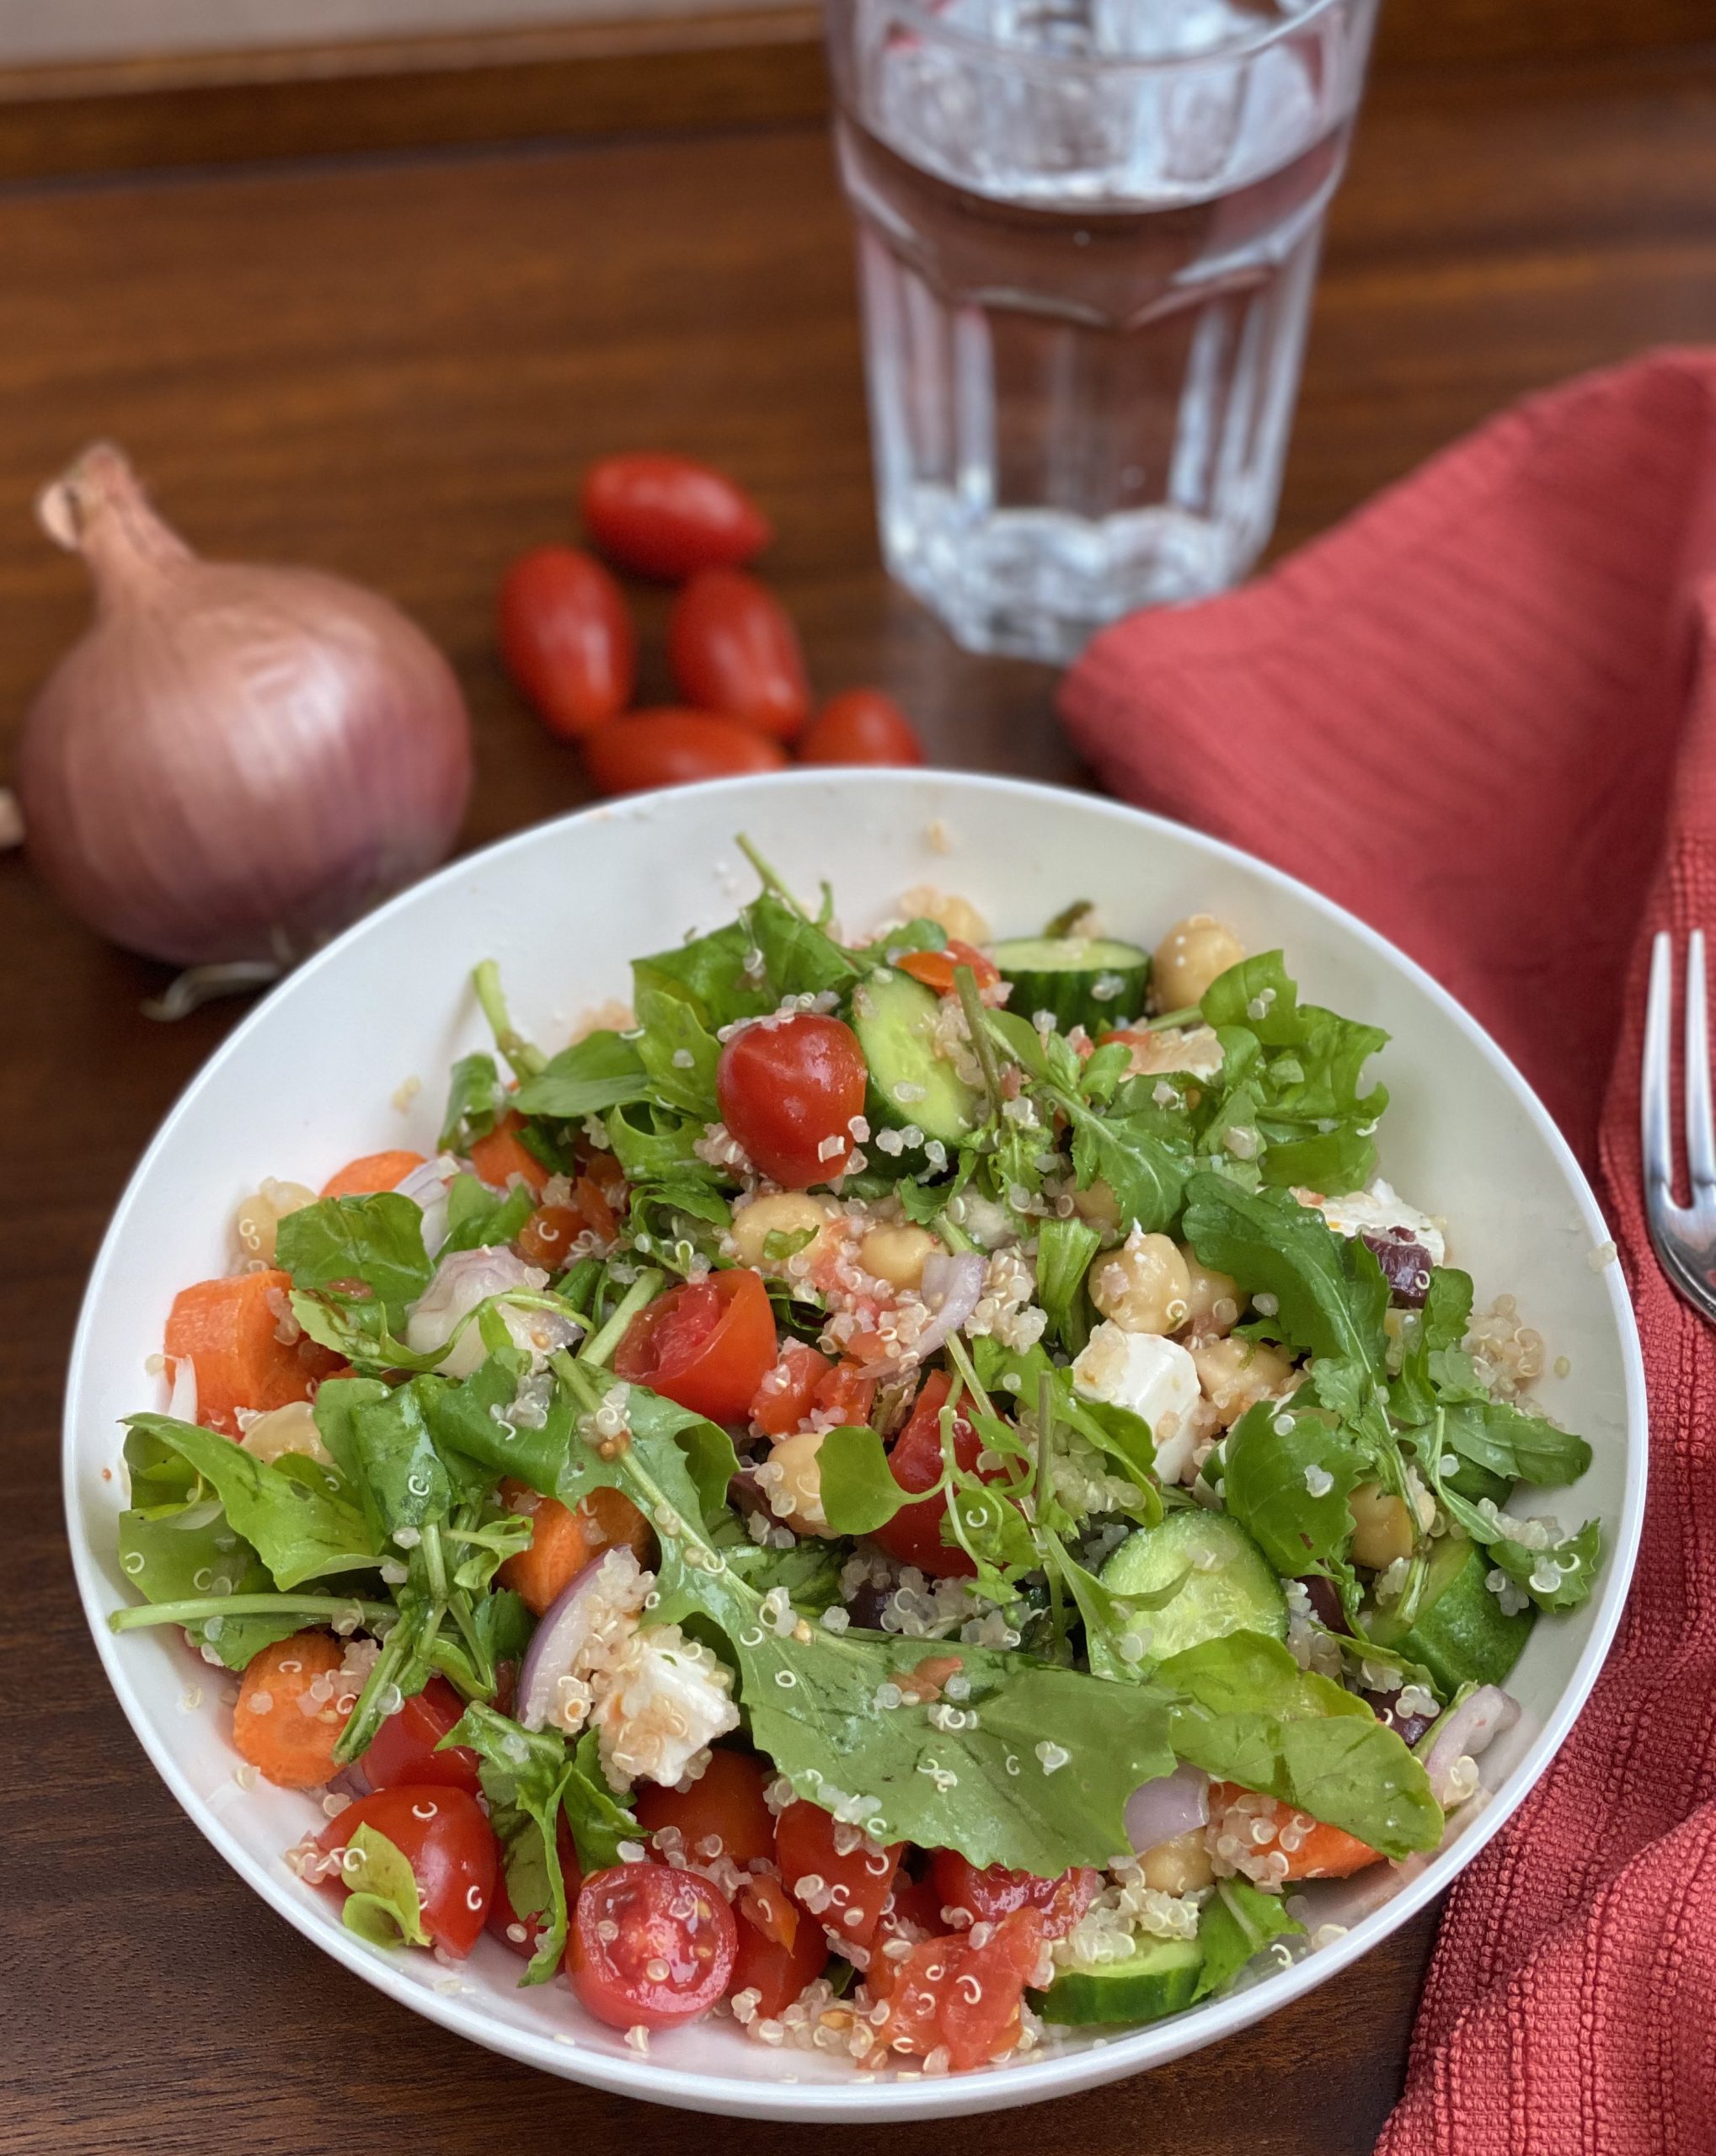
[495,1481,655,1614]
[1209,1781,1382,1880]
[895,940,1000,995]
[468,1113,550,1195]
[320,1149,426,1198]
[232,1631,355,1788]
[164,1269,339,1438]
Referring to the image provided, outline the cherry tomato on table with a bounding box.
[895,939,1000,996]
[317,1785,498,1958]
[869,1369,995,1579]
[928,1849,1100,1939]
[798,689,926,766]
[870,1907,1045,2069]
[582,709,788,796]
[498,545,635,740]
[667,568,810,740]
[635,1746,777,1866]
[774,1799,904,1953]
[360,1674,482,1797]
[568,1861,739,2029]
[488,1811,581,1961]
[716,1011,869,1187]
[582,453,772,580]
[613,1268,778,1424]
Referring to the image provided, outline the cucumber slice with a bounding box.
[1036,1937,1203,2026]
[1101,1509,1287,1659]
[1362,1534,1535,1694]
[851,969,981,1146]
[992,936,1152,1035]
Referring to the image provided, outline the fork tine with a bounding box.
[1644,930,1676,1201]
[1688,930,1716,1193]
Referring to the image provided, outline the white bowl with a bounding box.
[64,770,1646,2120]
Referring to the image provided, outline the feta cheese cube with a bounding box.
[1071,1322,1201,1480]
[1298,1177,1446,1267]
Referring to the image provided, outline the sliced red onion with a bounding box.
[393,1155,457,1258]
[516,1555,607,1732]
[1423,1685,1520,1806]
[404,1246,549,1378]
[1125,1762,1210,1853]
[167,1352,197,1424]
[865,1250,988,1380]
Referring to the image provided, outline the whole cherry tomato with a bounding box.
[731,1875,828,2017]
[317,1785,498,1958]
[488,1811,580,1961]
[716,1011,869,1187]
[568,1861,738,2028]
[667,568,810,740]
[895,938,1000,996]
[498,546,635,740]
[613,1268,778,1424]
[928,1850,1101,1939]
[774,1799,904,1953]
[582,453,771,580]
[634,1747,777,1867]
[870,1370,992,1578]
[798,689,926,766]
[359,1674,482,1798]
[582,709,788,796]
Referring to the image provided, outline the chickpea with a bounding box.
[730,1192,836,1272]
[1178,1246,1243,1337]
[1348,1481,1416,1570]
[233,1177,316,1267]
[240,1400,332,1467]
[1088,1230,1192,1336]
[1072,1178,1124,1236]
[1152,915,1245,1010]
[1190,1336,1298,1428]
[860,1223,942,1292]
[897,886,991,947]
[764,1427,831,1535]
[1140,1830,1216,1896]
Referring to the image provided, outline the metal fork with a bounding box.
[1643,929,1716,1320]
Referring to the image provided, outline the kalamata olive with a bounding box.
[1298,1575,1349,1631]
[1361,1688,1440,1748]
[844,1579,894,1630]
[1361,1228,1434,1305]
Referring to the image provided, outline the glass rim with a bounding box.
[847,0,1351,77]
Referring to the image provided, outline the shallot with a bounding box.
[15,442,472,972]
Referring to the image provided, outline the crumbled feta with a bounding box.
[1071,1322,1200,1478]
[1297,1178,1446,1267]
[592,1624,740,1790]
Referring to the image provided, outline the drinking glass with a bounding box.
[825,0,1382,662]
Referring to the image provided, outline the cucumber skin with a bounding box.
[992,937,1151,1037]
[850,969,981,1146]
[1365,1538,1536,1694]
[1102,1509,1288,1659]
[1035,1940,1204,2026]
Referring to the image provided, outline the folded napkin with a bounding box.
[1061,349,1716,2153]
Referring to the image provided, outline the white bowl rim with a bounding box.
[62,768,1649,2121]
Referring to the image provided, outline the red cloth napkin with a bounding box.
[1061,348,1716,2153]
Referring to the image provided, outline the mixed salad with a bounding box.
[110,845,1604,2074]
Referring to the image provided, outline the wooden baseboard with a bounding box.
[0,0,1708,184]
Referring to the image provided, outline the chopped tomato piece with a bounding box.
[1208,1781,1382,1879]
[613,1269,778,1424]
[232,1631,355,1788]
[732,1876,829,2016]
[568,1862,738,2028]
[634,1748,776,1868]
[751,1341,834,1437]
[869,1908,1047,2070]
[895,940,999,996]
[815,1358,879,1424]
[468,1112,550,1194]
[873,1865,943,1952]
[774,1800,903,1955]
[869,1370,993,1579]
[495,1481,654,1614]
[928,1850,1100,1940]
[320,1149,425,1198]
[164,1269,339,1437]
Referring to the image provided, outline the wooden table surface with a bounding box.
[3,33,1713,2156]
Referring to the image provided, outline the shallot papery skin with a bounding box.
[16,441,473,966]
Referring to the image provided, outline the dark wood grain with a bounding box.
[4,30,1714,2155]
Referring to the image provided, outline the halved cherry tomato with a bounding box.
[317,1785,498,1958]
[667,568,810,740]
[869,1908,1045,2069]
[798,688,926,767]
[732,1876,829,2016]
[582,453,771,580]
[360,1674,482,1798]
[498,545,635,741]
[870,1370,990,1579]
[468,1111,550,1194]
[613,1269,778,1424]
[927,1850,1100,1940]
[751,1341,834,1438]
[583,708,788,796]
[634,1747,776,1868]
[774,1800,903,1954]
[895,939,1000,996]
[1207,1782,1382,1879]
[717,1011,869,1187]
[568,1861,738,2028]
[815,1358,878,1424]
[488,1812,580,1961]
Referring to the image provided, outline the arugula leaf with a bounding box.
[1222,1401,1363,1574]
[439,1051,504,1153]
[1485,1517,1602,1612]
[1181,1174,1389,1376]
[630,986,722,1121]
[348,1380,456,1541]
[442,1173,533,1257]
[604,1102,725,1189]
[340,1822,431,1950]
[818,1424,908,1534]
[1439,1399,1592,1487]
[1200,953,1305,1047]
[743,892,861,999]
[123,1414,377,1589]
[1193,1877,1305,2001]
[633,920,775,1032]
[512,1031,649,1121]
[1035,1216,1100,1356]
[1071,1111,1189,1236]
[276,1193,434,1333]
